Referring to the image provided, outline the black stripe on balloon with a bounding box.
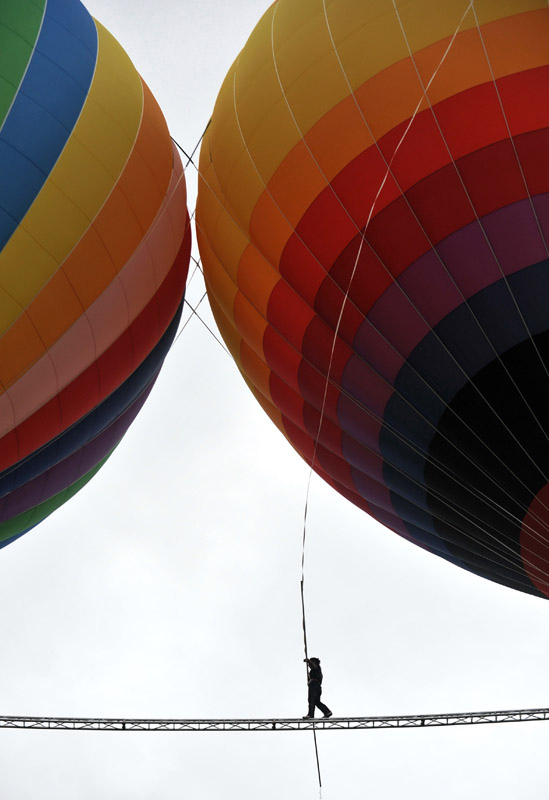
[381,259,549,597]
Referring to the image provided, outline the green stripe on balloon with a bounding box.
[0,0,45,127]
[0,450,114,543]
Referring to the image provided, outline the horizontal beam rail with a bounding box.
[0,708,548,732]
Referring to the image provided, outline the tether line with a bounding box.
[171,120,210,169]
[301,557,322,792]
[178,297,230,356]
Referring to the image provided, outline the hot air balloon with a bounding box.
[196,0,549,597]
[0,0,191,547]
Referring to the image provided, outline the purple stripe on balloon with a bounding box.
[399,248,463,327]
[434,214,501,297]
[337,393,382,453]
[347,321,406,385]
[0,384,153,522]
[366,285,431,358]
[339,355,393,418]
[483,195,548,274]
[347,463,393,512]
[341,431,385,485]
[365,195,548,362]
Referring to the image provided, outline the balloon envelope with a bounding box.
[197,0,549,597]
[0,0,191,547]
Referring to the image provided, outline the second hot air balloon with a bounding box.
[0,0,191,548]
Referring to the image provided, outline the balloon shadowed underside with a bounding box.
[0,0,191,547]
[196,0,549,597]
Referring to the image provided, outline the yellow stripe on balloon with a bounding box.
[202,0,546,246]
[0,21,143,334]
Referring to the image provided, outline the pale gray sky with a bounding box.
[0,2,548,798]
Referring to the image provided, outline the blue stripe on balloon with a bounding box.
[0,0,97,248]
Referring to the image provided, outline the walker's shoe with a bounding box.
[323,712,333,718]
[302,715,314,719]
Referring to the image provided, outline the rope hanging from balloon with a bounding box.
[300,573,322,794]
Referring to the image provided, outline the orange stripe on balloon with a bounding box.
[240,341,273,402]
[237,245,280,320]
[0,80,172,393]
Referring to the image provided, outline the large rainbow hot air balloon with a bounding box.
[0,0,191,547]
[197,0,549,597]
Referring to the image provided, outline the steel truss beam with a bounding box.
[0,708,548,732]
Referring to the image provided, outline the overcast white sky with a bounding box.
[1,1,549,798]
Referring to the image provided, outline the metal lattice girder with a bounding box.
[0,708,548,732]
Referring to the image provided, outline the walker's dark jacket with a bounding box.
[308,665,323,685]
